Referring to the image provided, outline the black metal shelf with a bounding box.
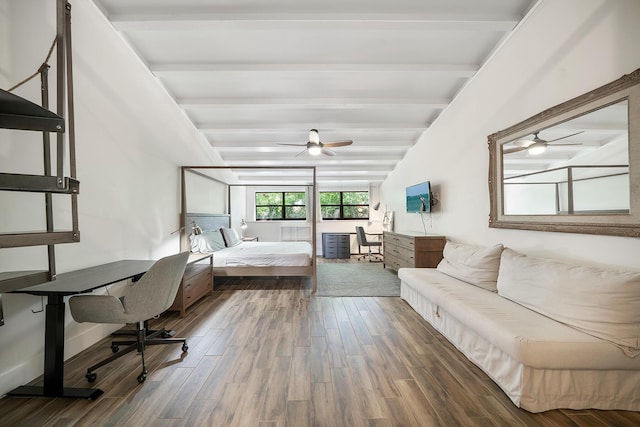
[0,88,65,133]
[0,231,79,249]
[0,173,79,194]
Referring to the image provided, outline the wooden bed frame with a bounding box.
[184,212,314,284]
[180,166,318,292]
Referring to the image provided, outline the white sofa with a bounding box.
[399,242,640,413]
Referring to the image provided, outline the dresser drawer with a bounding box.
[169,254,213,317]
[183,268,212,304]
[383,232,446,271]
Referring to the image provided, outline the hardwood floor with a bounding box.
[1,258,639,426]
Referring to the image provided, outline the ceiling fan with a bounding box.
[504,131,584,155]
[279,129,353,156]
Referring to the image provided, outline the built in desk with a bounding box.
[2,259,156,399]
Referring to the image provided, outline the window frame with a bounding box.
[255,191,307,221]
[320,190,370,220]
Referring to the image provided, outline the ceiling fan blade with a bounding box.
[513,139,535,148]
[278,143,307,147]
[546,130,584,143]
[503,146,527,154]
[295,149,308,157]
[322,140,353,148]
[321,148,336,156]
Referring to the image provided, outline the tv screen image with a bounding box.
[406,181,431,213]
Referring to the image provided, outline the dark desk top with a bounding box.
[10,260,156,296]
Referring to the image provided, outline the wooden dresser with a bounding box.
[169,253,213,317]
[383,231,446,271]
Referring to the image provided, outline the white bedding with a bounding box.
[210,241,313,267]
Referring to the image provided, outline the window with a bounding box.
[255,192,306,220]
[320,191,369,220]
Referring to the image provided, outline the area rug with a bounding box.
[316,262,401,297]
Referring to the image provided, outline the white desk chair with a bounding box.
[69,251,190,384]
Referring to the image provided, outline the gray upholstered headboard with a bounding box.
[185,213,230,233]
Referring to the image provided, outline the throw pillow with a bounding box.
[497,247,640,356]
[221,227,242,247]
[436,241,504,291]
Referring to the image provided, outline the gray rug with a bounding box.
[316,262,400,297]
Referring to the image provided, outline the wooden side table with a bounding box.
[168,253,213,317]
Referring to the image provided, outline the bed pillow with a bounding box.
[189,229,226,253]
[497,247,640,356]
[221,227,242,247]
[436,241,503,291]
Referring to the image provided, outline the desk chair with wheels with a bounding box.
[355,226,382,262]
[69,251,190,384]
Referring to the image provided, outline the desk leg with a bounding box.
[7,295,103,400]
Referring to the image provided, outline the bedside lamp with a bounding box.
[240,219,248,237]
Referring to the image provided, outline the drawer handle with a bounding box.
[185,283,192,288]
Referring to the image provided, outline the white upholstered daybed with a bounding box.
[399,241,640,412]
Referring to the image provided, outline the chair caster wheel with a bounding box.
[111,344,119,353]
[137,372,147,383]
[182,343,188,352]
[86,372,97,382]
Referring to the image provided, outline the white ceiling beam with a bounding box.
[223,158,398,167]
[111,13,520,32]
[210,143,414,150]
[227,164,395,174]
[153,63,479,76]
[198,124,428,132]
[179,97,450,110]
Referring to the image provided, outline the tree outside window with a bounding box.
[256,192,306,220]
[320,191,369,220]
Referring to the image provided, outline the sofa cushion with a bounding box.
[497,248,640,356]
[436,241,503,291]
[400,268,640,370]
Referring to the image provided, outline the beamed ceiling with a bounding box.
[91,0,538,186]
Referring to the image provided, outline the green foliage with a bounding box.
[343,206,369,219]
[320,192,340,205]
[343,191,369,205]
[256,192,306,220]
[319,191,369,220]
[256,192,282,205]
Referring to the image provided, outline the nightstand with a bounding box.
[168,253,213,317]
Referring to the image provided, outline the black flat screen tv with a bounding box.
[406,181,431,213]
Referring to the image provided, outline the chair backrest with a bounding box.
[355,226,368,245]
[122,251,190,321]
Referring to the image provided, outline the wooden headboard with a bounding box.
[185,213,230,232]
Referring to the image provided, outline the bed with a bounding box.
[184,213,315,282]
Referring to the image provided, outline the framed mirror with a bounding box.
[488,68,640,237]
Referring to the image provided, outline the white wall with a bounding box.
[0,0,223,395]
[381,0,640,270]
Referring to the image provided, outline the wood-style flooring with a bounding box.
[0,258,638,426]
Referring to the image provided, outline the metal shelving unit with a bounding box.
[0,1,79,324]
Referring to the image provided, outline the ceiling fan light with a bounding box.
[309,129,320,143]
[308,145,322,156]
[528,142,546,155]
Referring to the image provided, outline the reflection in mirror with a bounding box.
[488,67,640,236]
[501,100,629,215]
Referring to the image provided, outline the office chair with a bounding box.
[69,251,190,384]
[355,226,382,262]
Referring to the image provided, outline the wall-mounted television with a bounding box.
[406,181,431,213]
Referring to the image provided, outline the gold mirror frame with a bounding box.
[488,68,640,237]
